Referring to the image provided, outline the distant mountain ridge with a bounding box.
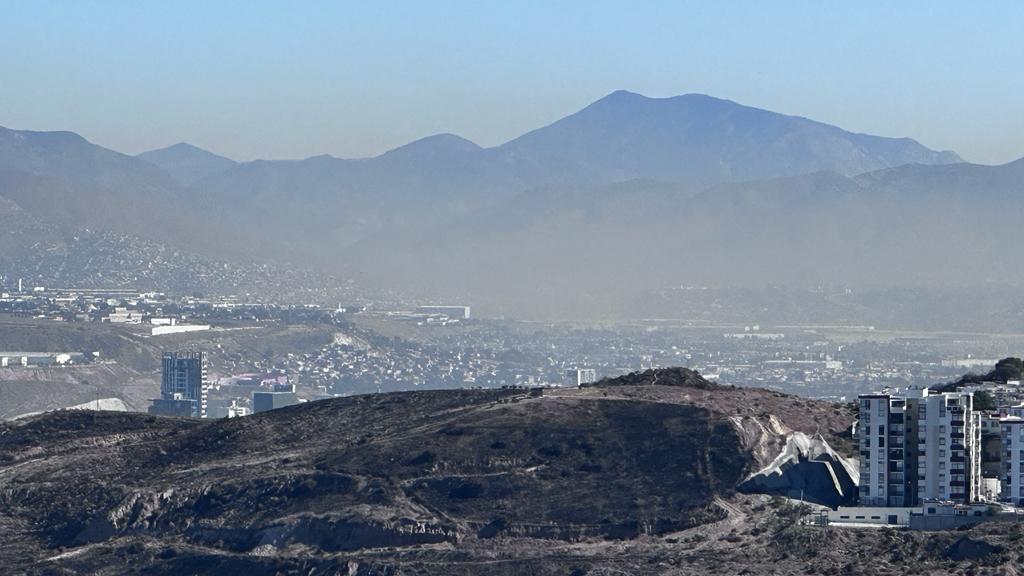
[138,142,237,186]
[0,91,1015,312]
[490,90,961,187]
[0,125,179,194]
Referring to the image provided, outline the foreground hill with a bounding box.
[0,369,843,573]
[3,367,1019,574]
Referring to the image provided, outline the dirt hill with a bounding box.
[1,368,1012,575]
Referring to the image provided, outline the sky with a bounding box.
[1,1,1022,164]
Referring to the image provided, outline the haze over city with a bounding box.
[3,3,1024,575]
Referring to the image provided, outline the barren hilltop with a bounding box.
[0,368,1017,575]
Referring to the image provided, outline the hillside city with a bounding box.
[9,281,1024,531]
[6,3,1024,574]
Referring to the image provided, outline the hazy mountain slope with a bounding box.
[371,157,1024,318]
[185,91,961,264]
[0,129,304,285]
[492,91,960,187]
[0,127,222,257]
[138,142,237,186]
[0,93,989,308]
[0,125,180,195]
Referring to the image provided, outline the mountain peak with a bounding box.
[137,142,236,185]
[0,125,90,149]
[379,133,482,160]
[497,90,961,186]
[591,90,733,109]
[162,141,213,154]
[139,141,233,162]
[598,89,647,102]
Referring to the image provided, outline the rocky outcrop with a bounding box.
[945,536,1004,561]
[737,431,858,508]
[590,367,715,389]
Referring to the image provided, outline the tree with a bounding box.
[973,390,997,412]
[990,357,1023,383]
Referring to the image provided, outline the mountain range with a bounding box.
[0,91,1020,317]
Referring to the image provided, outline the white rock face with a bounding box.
[66,398,129,412]
[737,429,858,508]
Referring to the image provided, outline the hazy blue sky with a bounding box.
[2,1,1022,164]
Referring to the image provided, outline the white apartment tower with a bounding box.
[910,389,982,504]
[1000,417,1024,505]
[858,389,981,506]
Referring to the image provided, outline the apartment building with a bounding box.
[148,351,209,418]
[858,388,981,506]
[858,394,914,506]
[1000,417,1024,505]
[912,390,982,504]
